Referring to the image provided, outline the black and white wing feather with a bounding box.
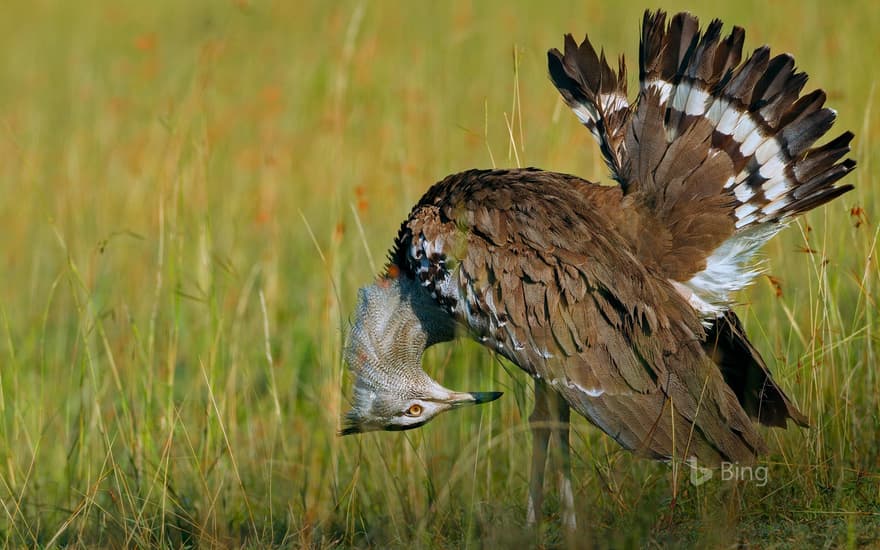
[548,34,631,185]
[555,11,857,315]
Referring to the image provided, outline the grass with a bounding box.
[0,0,877,547]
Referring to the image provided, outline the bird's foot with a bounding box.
[526,494,538,526]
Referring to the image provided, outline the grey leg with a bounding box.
[551,391,577,530]
[527,379,552,526]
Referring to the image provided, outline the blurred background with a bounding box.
[0,0,877,547]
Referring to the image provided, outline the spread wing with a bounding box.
[552,10,855,317]
[624,10,853,312]
[393,169,765,464]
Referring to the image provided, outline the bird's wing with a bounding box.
[393,169,765,463]
[628,11,855,312]
[548,34,630,185]
[553,11,854,316]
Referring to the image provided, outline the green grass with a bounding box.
[0,0,878,547]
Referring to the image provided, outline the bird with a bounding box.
[339,10,856,528]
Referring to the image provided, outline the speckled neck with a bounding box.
[345,276,455,395]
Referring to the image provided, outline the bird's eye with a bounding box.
[406,404,423,417]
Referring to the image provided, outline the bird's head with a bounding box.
[339,275,502,436]
[339,378,502,435]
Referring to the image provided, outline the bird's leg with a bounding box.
[526,378,552,527]
[550,390,576,530]
[528,381,577,530]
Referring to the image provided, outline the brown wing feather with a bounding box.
[396,169,766,464]
[625,88,739,280]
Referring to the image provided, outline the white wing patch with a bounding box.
[678,224,782,315]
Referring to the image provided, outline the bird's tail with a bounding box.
[704,311,808,428]
[623,10,855,314]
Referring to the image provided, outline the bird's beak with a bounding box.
[447,391,503,408]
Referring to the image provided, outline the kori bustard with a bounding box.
[339,10,855,527]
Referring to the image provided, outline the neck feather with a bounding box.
[345,277,454,394]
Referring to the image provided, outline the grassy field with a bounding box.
[0,0,877,547]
